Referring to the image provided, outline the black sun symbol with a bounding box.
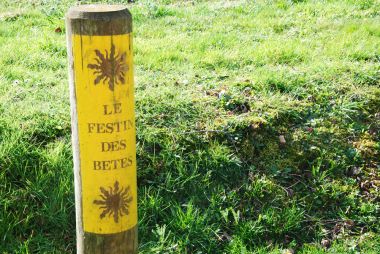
[93,181,133,223]
[87,44,129,91]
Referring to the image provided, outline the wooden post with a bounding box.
[66,5,137,254]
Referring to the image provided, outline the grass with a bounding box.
[0,0,379,253]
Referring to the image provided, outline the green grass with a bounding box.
[0,0,379,253]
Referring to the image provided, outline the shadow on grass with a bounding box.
[136,87,380,252]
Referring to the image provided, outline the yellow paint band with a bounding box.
[72,33,137,234]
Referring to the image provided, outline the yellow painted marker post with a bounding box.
[66,5,137,254]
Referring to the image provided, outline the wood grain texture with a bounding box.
[84,226,138,254]
[67,4,132,35]
[66,5,137,254]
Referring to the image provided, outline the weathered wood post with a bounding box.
[66,5,137,253]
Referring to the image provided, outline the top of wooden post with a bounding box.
[66,4,132,36]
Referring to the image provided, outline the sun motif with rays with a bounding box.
[93,181,133,223]
[87,44,129,91]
